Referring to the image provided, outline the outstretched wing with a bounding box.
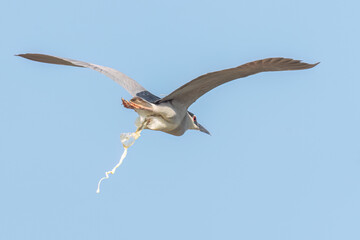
[158,58,319,107]
[17,53,160,102]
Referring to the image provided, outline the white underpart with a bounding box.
[96,119,148,193]
[135,101,188,133]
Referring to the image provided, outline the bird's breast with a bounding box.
[134,101,188,135]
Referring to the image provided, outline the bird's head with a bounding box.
[188,112,211,135]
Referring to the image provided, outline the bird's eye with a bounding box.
[193,115,197,122]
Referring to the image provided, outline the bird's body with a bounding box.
[125,97,193,136]
[17,53,318,136]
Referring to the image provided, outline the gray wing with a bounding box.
[158,58,319,108]
[17,53,158,101]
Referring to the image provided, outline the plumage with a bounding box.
[18,53,318,136]
[158,58,319,108]
[16,53,148,99]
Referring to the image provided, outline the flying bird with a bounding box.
[17,54,318,136]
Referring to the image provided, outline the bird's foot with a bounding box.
[122,98,153,111]
[122,98,134,109]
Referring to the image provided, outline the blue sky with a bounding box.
[1,0,360,239]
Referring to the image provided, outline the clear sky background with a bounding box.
[1,0,359,239]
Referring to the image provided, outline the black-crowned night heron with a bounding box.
[17,54,318,136]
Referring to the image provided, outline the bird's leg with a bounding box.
[121,97,153,111]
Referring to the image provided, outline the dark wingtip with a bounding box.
[296,59,320,69]
[15,53,30,56]
[15,53,83,67]
[16,53,32,59]
[311,62,320,68]
[297,60,320,70]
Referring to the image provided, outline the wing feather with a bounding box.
[158,58,319,107]
[17,53,148,97]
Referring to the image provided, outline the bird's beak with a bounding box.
[198,123,211,135]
